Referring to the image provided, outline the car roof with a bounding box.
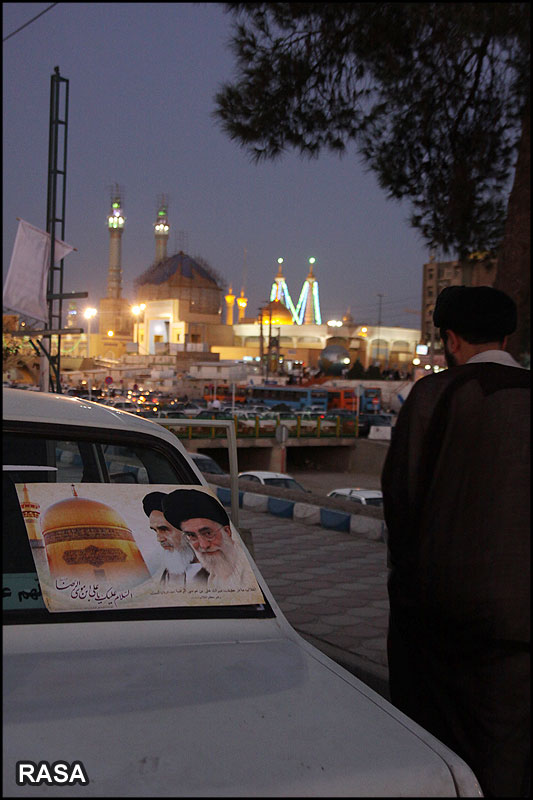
[329,488,383,497]
[239,471,294,479]
[2,388,191,454]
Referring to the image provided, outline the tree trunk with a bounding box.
[494,100,530,365]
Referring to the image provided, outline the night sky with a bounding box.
[3,3,431,329]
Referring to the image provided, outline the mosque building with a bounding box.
[130,198,234,360]
[55,196,421,390]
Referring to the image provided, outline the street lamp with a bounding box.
[83,307,97,358]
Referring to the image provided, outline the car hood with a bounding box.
[4,619,480,797]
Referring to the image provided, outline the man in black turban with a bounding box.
[433,285,518,367]
[381,285,529,797]
[162,489,255,591]
[141,490,207,588]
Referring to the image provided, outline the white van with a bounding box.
[3,388,482,797]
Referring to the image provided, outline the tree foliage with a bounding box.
[215,2,529,258]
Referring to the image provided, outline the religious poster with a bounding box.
[15,483,264,612]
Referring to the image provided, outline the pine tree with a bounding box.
[215,2,530,360]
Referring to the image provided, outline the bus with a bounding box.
[203,384,247,406]
[360,386,382,413]
[327,388,357,412]
[246,385,329,411]
[326,386,382,413]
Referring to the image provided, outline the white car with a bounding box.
[102,398,140,413]
[189,451,228,476]
[238,471,309,492]
[327,487,384,507]
[3,388,481,797]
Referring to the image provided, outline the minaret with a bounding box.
[20,484,43,548]
[106,184,125,299]
[236,287,248,322]
[296,257,322,325]
[225,284,236,325]
[98,183,132,339]
[269,258,298,322]
[154,195,170,263]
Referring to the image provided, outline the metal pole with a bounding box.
[266,306,272,380]
[376,293,383,369]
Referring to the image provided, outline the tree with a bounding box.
[215,3,530,360]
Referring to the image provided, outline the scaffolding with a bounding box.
[11,67,87,391]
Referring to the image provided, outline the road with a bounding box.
[290,468,382,494]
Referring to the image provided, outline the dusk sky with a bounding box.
[3,2,432,329]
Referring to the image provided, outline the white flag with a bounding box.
[3,219,75,323]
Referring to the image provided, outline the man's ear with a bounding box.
[224,524,232,539]
[446,330,461,353]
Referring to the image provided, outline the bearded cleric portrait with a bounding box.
[162,489,257,591]
[142,491,208,589]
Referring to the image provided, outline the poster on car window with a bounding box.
[15,483,264,612]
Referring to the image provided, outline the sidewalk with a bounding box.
[237,506,391,700]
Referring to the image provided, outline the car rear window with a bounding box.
[3,424,272,624]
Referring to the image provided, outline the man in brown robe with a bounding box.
[382,286,529,798]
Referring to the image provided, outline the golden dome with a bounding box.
[42,495,131,534]
[260,300,293,326]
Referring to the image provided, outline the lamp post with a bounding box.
[83,307,97,358]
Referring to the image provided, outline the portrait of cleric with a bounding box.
[160,489,257,592]
[142,491,208,589]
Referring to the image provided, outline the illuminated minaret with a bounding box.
[225,284,236,325]
[99,183,131,337]
[269,258,298,322]
[20,484,43,549]
[154,195,170,263]
[236,287,248,322]
[295,257,322,325]
[106,184,125,299]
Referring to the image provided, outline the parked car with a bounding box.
[327,487,384,507]
[238,470,309,492]
[102,398,141,413]
[357,413,394,438]
[189,452,228,476]
[3,388,481,796]
[177,401,205,417]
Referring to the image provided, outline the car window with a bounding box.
[263,478,304,490]
[3,432,188,486]
[365,497,384,507]
[3,420,275,624]
[193,457,226,475]
[350,496,363,504]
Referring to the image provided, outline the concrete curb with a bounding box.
[212,485,387,542]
